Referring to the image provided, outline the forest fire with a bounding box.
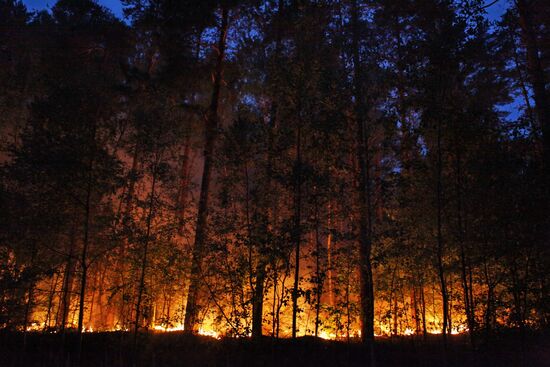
[1,0,549,366]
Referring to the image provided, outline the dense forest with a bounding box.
[0,0,549,366]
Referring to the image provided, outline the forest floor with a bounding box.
[0,329,548,367]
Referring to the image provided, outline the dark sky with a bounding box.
[23,0,510,22]
[23,0,125,18]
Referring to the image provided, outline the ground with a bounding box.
[0,330,548,367]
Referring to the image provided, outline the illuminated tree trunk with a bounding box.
[411,286,420,335]
[252,0,284,339]
[44,272,60,330]
[327,203,333,308]
[351,0,375,349]
[455,147,476,347]
[58,225,76,332]
[117,144,140,329]
[291,124,302,339]
[314,197,324,338]
[271,269,277,337]
[184,7,229,333]
[134,160,158,348]
[436,118,449,350]
[252,262,266,338]
[76,133,96,363]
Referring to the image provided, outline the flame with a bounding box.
[318,331,337,340]
[26,272,480,340]
[151,324,221,339]
[153,325,184,332]
[197,327,220,339]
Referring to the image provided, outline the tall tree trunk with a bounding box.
[436,118,449,351]
[76,134,96,363]
[59,220,77,332]
[116,144,140,329]
[252,0,284,339]
[327,203,334,308]
[133,157,159,348]
[291,124,302,339]
[252,262,266,338]
[351,0,375,349]
[455,147,476,347]
[412,286,420,335]
[44,271,60,330]
[184,7,229,333]
[314,197,324,338]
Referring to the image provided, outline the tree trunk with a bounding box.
[134,157,159,349]
[436,117,449,351]
[184,6,229,333]
[351,0,375,349]
[252,0,284,339]
[455,147,476,347]
[291,124,302,339]
[314,197,324,338]
[76,139,95,363]
[59,220,77,332]
[327,203,334,308]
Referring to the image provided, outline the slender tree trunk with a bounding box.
[454,147,476,347]
[134,157,159,349]
[436,117,449,352]
[184,7,229,333]
[291,124,302,339]
[314,197,324,338]
[271,267,278,338]
[327,203,334,308]
[44,272,60,330]
[351,0,375,350]
[116,145,141,330]
[412,286,420,335]
[76,139,96,364]
[59,221,77,332]
[252,0,284,339]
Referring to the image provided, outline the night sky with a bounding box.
[23,0,125,18]
[23,0,510,22]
